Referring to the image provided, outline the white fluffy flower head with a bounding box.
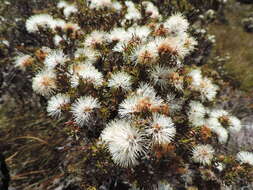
[108,71,132,91]
[44,50,68,69]
[32,69,57,96]
[107,27,130,42]
[142,1,160,19]
[164,13,189,36]
[47,94,70,118]
[101,119,146,167]
[192,144,214,165]
[209,125,228,144]
[236,151,253,166]
[63,5,78,18]
[188,69,218,101]
[14,54,33,70]
[128,26,151,40]
[79,65,104,87]
[71,96,100,126]
[199,77,219,101]
[188,101,207,127]
[133,43,158,65]
[84,30,108,48]
[119,84,164,117]
[150,65,170,89]
[26,14,55,33]
[74,47,99,63]
[146,114,176,145]
[228,116,242,133]
[188,69,202,87]
[209,109,242,133]
[124,1,141,21]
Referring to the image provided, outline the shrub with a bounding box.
[13,0,252,189]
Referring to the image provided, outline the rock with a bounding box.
[242,16,253,33]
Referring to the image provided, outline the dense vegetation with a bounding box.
[0,0,252,189]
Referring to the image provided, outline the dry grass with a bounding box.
[0,101,71,189]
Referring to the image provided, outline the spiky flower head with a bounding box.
[209,109,242,133]
[128,26,151,40]
[84,30,108,48]
[26,14,55,33]
[164,13,189,36]
[142,1,160,19]
[132,42,158,65]
[184,35,198,52]
[209,124,228,144]
[188,69,202,87]
[79,65,104,87]
[236,151,253,166]
[146,114,176,145]
[156,37,186,58]
[63,4,78,18]
[189,69,218,101]
[101,119,146,167]
[47,94,70,118]
[124,1,141,21]
[74,47,100,63]
[14,54,33,70]
[107,27,130,42]
[228,116,242,133]
[149,64,170,89]
[188,101,207,127]
[198,77,219,101]
[69,63,103,88]
[192,144,214,165]
[44,50,68,69]
[71,96,100,126]
[108,71,132,91]
[119,83,164,117]
[32,69,57,96]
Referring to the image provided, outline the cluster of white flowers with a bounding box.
[17,0,247,177]
[119,83,165,117]
[188,100,241,144]
[188,69,219,101]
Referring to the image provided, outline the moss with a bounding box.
[208,0,253,92]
